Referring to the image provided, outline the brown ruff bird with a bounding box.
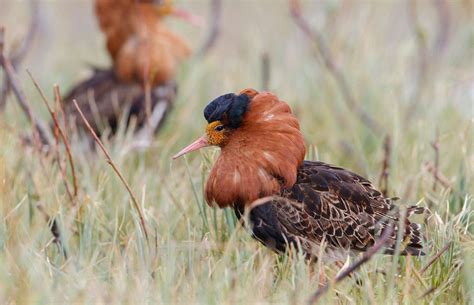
[173,88,425,259]
[62,0,193,135]
[95,0,191,85]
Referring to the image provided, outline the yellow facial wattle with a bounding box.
[206,121,227,146]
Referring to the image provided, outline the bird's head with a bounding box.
[173,89,306,208]
[173,91,252,158]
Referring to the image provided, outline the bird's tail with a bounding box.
[383,206,426,256]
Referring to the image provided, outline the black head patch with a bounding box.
[203,93,250,128]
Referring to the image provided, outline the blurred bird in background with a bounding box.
[173,89,425,262]
[62,0,198,136]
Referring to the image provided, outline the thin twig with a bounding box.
[53,86,77,203]
[261,52,270,91]
[307,225,394,304]
[378,135,392,197]
[53,85,78,198]
[27,70,79,201]
[431,129,440,191]
[0,27,52,146]
[72,99,149,243]
[53,126,74,203]
[419,241,452,275]
[55,85,68,135]
[289,0,382,136]
[0,0,39,109]
[424,162,450,189]
[38,85,74,203]
[197,0,222,57]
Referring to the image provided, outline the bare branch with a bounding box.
[289,0,383,136]
[307,225,394,304]
[26,72,80,202]
[424,162,451,189]
[1,0,39,109]
[72,99,150,243]
[26,73,77,203]
[197,0,222,57]
[53,129,74,203]
[53,85,78,198]
[0,28,52,146]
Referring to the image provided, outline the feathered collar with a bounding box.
[205,89,306,208]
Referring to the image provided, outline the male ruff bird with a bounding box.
[62,0,197,135]
[173,89,425,260]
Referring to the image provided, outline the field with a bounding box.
[0,0,473,304]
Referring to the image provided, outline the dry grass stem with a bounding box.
[53,85,78,199]
[419,286,437,299]
[420,241,452,275]
[27,70,79,201]
[72,99,150,244]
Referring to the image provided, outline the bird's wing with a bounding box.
[255,161,424,257]
[62,69,175,135]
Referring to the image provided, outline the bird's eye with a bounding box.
[214,125,224,132]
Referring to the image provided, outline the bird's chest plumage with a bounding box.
[204,149,284,208]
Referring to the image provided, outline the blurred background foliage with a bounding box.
[0,0,473,304]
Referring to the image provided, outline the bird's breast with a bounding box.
[205,155,282,208]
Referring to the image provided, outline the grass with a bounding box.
[0,0,473,304]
